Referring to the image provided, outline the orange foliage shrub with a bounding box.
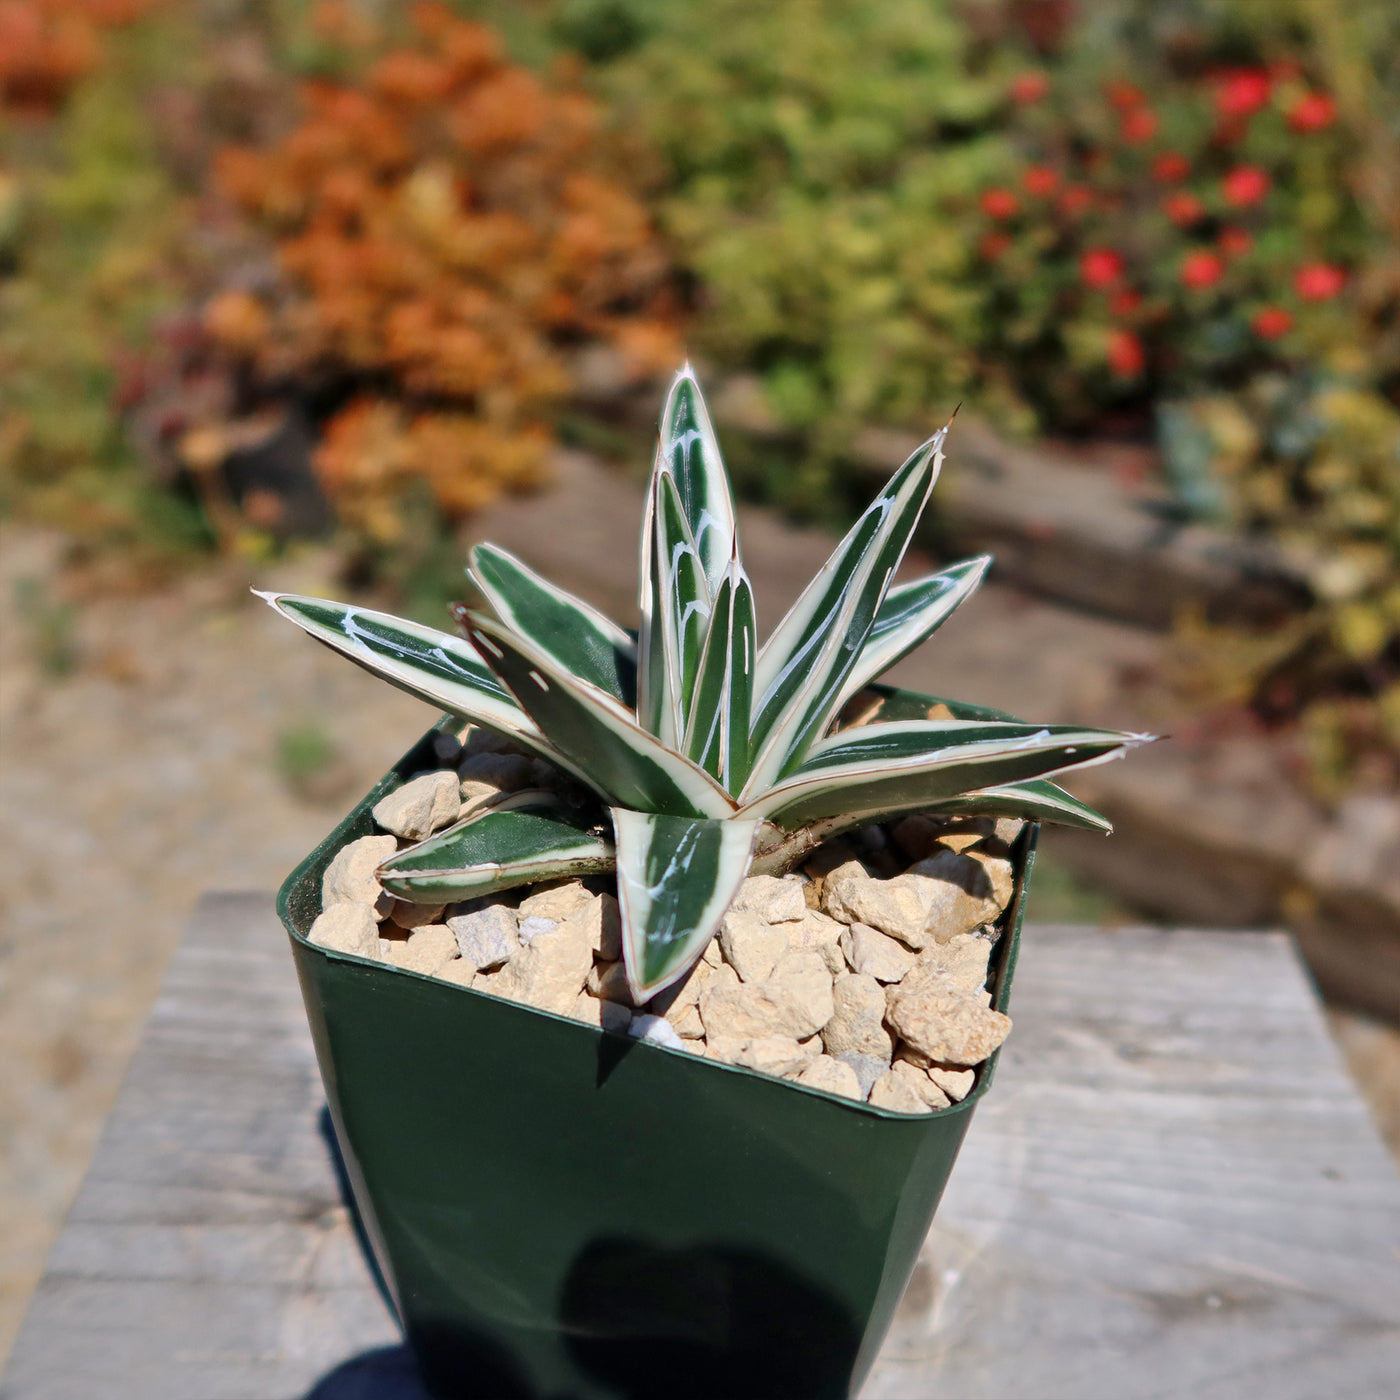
[209,2,680,541]
[0,0,153,115]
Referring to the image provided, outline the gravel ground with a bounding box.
[2,454,1397,1365]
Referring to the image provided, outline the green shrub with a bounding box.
[585,0,1019,469]
[0,9,212,556]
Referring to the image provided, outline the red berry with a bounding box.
[1180,251,1225,289]
[1163,192,1205,227]
[1080,247,1125,289]
[1213,68,1271,120]
[1107,328,1145,377]
[1252,306,1293,339]
[980,187,1019,220]
[1152,152,1190,183]
[1219,226,1253,257]
[1023,164,1059,196]
[1120,107,1158,144]
[1288,92,1337,133]
[1295,262,1346,300]
[1222,165,1270,207]
[1010,71,1049,105]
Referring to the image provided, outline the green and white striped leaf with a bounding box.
[741,719,1144,828]
[838,556,990,704]
[612,808,761,1001]
[254,591,540,743]
[638,470,711,746]
[744,430,945,796]
[657,365,737,598]
[466,614,735,820]
[377,791,614,903]
[681,556,757,792]
[468,543,637,706]
[919,778,1114,834]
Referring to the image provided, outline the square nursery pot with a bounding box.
[277,685,1037,1400]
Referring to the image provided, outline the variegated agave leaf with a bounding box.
[681,553,757,791]
[656,364,738,597]
[916,778,1114,834]
[378,790,614,903]
[836,556,990,708]
[739,720,1146,828]
[612,808,761,1000]
[469,542,637,706]
[638,469,711,747]
[255,592,555,759]
[743,428,945,797]
[465,613,735,820]
[636,365,739,747]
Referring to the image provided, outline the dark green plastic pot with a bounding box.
[277,688,1036,1400]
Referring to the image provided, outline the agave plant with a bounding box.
[261,369,1146,1001]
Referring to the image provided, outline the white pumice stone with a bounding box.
[321,835,398,912]
[494,915,592,1015]
[308,902,379,956]
[890,1058,952,1109]
[730,875,808,924]
[434,961,478,989]
[718,908,789,983]
[868,1069,931,1115]
[839,923,917,983]
[927,1064,977,1101]
[518,915,559,946]
[885,983,1012,1066]
[835,1051,890,1100]
[821,973,893,1059]
[627,1014,686,1050]
[371,770,460,840]
[794,1056,863,1101]
[448,904,520,971]
[384,925,459,975]
[571,993,632,1034]
[458,751,534,791]
[388,900,447,930]
[518,881,594,923]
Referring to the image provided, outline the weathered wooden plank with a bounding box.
[3,901,1398,1399]
[0,894,403,1400]
[866,926,1400,1399]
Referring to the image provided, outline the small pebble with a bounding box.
[518,915,558,946]
[628,1014,686,1050]
[448,904,520,971]
[308,902,379,956]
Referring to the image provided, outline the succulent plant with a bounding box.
[261,369,1147,1000]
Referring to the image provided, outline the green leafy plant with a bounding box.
[577,0,1017,489]
[260,369,1145,999]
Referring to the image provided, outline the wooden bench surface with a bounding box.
[3,895,1398,1399]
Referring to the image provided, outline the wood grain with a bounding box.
[3,900,1397,1399]
[868,926,1400,1399]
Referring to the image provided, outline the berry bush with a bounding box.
[207,1,680,543]
[963,0,1400,788]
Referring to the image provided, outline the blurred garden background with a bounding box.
[2,0,1400,1363]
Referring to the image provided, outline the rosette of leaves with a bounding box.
[261,370,1146,1000]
